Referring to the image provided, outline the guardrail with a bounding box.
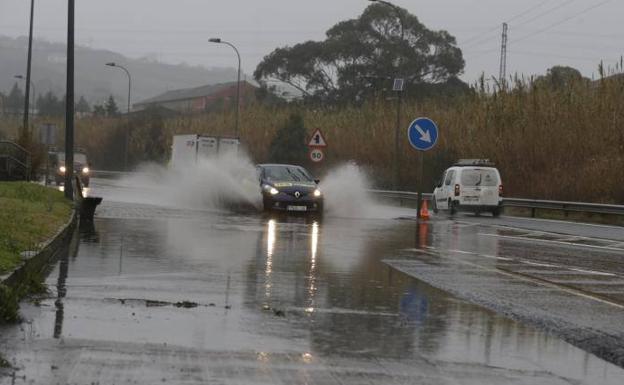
[367,190,624,218]
[90,171,623,219]
[91,170,134,178]
[0,140,31,180]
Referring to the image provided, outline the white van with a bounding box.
[432,159,503,217]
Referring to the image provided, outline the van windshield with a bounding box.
[460,169,499,186]
[57,153,87,164]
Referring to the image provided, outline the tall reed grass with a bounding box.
[1,75,622,203]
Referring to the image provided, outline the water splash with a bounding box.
[100,157,407,219]
[320,163,397,219]
[107,152,262,211]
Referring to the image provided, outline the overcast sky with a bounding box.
[1,0,622,84]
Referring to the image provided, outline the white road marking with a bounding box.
[402,249,624,310]
[447,249,618,277]
[498,215,624,231]
[479,233,624,252]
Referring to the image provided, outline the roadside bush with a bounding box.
[0,284,19,323]
[268,113,308,165]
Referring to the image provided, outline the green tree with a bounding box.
[254,3,465,104]
[533,66,588,90]
[93,104,106,117]
[268,113,308,164]
[0,91,6,116]
[75,96,91,114]
[6,82,24,115]
[105,95,119,117]
[36,92,64,117]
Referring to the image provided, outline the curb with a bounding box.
[0,208,77,296]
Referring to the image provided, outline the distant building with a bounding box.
[133,81,258,113]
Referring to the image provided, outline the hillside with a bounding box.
[0,35,239,106]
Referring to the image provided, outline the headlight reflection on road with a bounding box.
[307,222,319,312]
[267,219,276,260]
[57,185,89,197]
[265,219,276,299]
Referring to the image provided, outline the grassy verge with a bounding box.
[0,182,72,275]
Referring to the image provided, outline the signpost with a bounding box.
[308,128,327,171]
[407,117,438,151]
[407,117,439,220]
[308,129,327,148]
[309,148,324,163]
[40,124,56,186]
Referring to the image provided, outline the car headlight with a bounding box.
[59,166,66,173]
[313,189,322,197]
[82,167,89,174]
[264,185,279,195]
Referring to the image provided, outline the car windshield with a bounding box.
[460,169,499,186]
[263,165,313,182]
[57,153,87,164]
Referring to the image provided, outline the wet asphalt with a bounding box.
[1,178,624,384]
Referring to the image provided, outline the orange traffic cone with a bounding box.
[419,200,431,220]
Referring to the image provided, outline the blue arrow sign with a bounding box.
[407,117,438,151]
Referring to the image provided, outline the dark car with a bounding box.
[50,151,91,187]
[257,164,323,213]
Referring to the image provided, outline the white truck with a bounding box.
[170,134,240,168]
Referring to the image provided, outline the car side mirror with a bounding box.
[435,180,442,188]
[314,179,320,184]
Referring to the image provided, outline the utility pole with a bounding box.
[64,0,75,200]
[499,23,508,88]
[22,0,35,138]
[369,0,405,190]
[105,62,132,170]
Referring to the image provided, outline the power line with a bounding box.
[508,49,609,62]
[461,0,554,46]
[506,0,557,23]
[463,0,579,49]
[511,0,578,28]
[512,0,615,44]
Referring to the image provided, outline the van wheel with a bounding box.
[432,199,439,214]
[492,207,501,218]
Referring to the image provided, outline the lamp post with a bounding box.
[22,0,35,137]
[368,0,405,191]
[64,0,75,199]
[14,75,36,116]
[209,38,241,138]
[105,62,131,170]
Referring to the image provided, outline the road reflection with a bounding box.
[53,225,81,339]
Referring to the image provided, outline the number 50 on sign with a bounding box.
[309,148,324,163]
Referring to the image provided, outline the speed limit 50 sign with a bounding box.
[309,148,324,163]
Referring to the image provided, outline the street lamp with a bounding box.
[368,0,405,191]
[105,62,131,170]
[14,75,36,115]
[209,38,241,138]
[105,62,131,114]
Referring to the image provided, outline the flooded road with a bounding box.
[1,178,624,384]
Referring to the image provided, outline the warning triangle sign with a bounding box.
[308,129,327,147]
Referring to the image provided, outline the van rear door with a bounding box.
[459,168,500,206]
